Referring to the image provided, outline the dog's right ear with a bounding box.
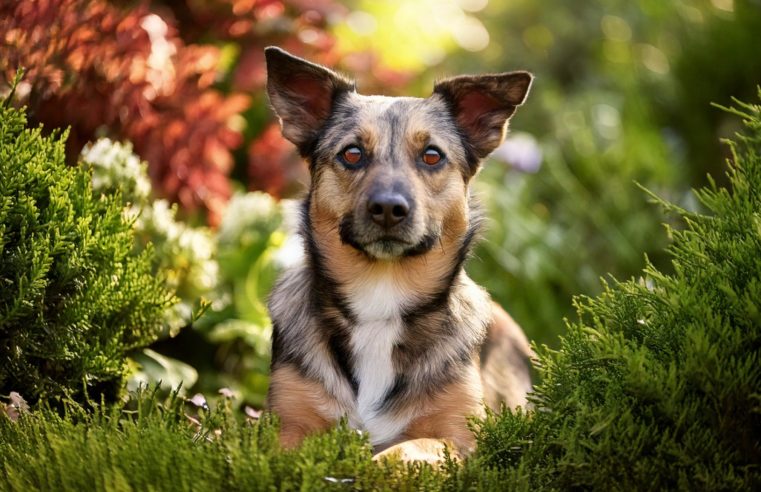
[434,72,533,161]
[265,47,354,154]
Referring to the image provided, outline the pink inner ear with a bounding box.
[457,91,503,130]
[289,77,333,121]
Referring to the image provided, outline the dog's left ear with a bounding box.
[434,72,533,160]
[265,46,355,154]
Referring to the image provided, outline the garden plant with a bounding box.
[0,77,176,406]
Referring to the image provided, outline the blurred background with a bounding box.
[2,0,760,408]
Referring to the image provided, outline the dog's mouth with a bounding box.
[338,216,437,260]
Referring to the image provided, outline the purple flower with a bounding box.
[189,393,208,409]
[491,132,543,173]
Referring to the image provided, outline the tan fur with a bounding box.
[481,302,534,409]
[399,364,484,455]
[373,438,455,465]
[268,365,341,448]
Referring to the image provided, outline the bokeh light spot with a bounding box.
[601,15,632,43]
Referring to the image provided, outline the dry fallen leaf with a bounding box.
[3,392,30,422]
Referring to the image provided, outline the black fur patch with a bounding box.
[377,353,465,413]
[376,375,407,412]
[302,90,355,164]
[270,320,285,368]
[302,197,355,322]
[338,214,367,256]
[326,323,359,395]
[301,195,359,394]
[401,233,439,257]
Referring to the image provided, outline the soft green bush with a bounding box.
[191,191,286,406]
[0,93,176,404]
[472,97,761,489]
[81,137,218,337]
[80,138,215,394]
[0,388,468,491]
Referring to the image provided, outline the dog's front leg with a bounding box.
[373,377,483,464]
[268,365,338,449]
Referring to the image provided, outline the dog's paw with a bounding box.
[372,438,459,465]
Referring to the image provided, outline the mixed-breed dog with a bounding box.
[264,47,533,463]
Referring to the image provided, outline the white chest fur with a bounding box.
[346,269,417,446]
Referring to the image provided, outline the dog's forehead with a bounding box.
[340,92,452,131]
[315,91,467,167]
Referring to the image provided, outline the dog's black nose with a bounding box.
[367,192,410,228]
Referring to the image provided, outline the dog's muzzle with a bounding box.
[338,188,437,260]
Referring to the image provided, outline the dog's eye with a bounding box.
[340,146,363,166]
[422,147,443,166]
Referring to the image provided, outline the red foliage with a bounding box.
[1,0,249,224]
[153,0,347,200]
[156,0,345,93]
[247,123,308,198]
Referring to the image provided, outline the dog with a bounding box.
[264,46,533,462]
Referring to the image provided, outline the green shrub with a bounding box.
[81,137,217,338]
[0,90,176,404]
[473,97,761,489]
[190,191,285,406]
[0,389,470,491]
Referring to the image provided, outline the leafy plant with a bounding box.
[81,138,218,338]
[80,138,284,405]
[472,97,761,490]
[462,0,761,347]
[0,0,250,224]
[187,192,287,406]
[0,85,176,404]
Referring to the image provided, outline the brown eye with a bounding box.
[422,147,443,166]
[342,146,363,165]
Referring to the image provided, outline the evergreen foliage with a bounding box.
[473,96,761,489]
[0,389,467,491]
[0,89,176,404]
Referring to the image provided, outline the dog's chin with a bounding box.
[338,216,438,260]
[363,239,413,260]
[351,235,438,260]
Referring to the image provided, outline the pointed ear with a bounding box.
[265,47,354,154]
[433,72,533,159]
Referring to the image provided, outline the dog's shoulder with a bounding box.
[268,263,310,322]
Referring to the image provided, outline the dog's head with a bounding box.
[265,47,532,261]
